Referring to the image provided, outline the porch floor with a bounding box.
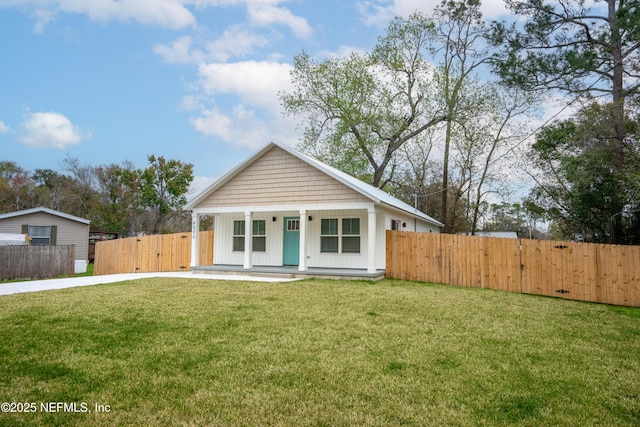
[191,265,386,281]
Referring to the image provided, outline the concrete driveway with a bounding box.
[0,272,299,296]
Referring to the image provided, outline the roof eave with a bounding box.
[0,207,90,224]
[379,201,444,228]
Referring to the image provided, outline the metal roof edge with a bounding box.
[186,141,443,227]
[0,207,91,224]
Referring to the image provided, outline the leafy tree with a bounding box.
[280,12,448,188]
[0,161,37,212]
[483,202,527,235]
[32,168,76,211]
[93,162,142,234]
[61,157,101,221]
[433,0,491,231]
[140,155,193,234]
[459,83,537,234]
[527,103,640,243]
[489,0,640,241]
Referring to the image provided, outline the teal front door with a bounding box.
[283,217,300,266]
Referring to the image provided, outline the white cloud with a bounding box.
[247,3,312,38]
[10,0,196,31]
[358,0,509,27]
[205,25,270,62]
[0,121,10,133]
[189,105,270,148]
[13,0,313,35]
[197,60,293,109]
[20,111,90,149]
[189,104,300,149]
[154,36,203,64]
[31,8,57,33]
[180,95,204,111]
[318,45,368,60]
[185,60,299,147]
[154,27,270,65]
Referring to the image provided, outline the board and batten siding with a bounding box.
[376,207,441,268]
[0,212,89,261]
[214,209,374,269]
[198,146,370,208]
[214,211,293,266]
[306,209,368,269]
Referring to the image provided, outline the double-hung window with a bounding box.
[252,220,266,252]
[320,219,338,253]
[233,220,245,252]
[28,225,52,246]
[233,220,266,252]
[320,218,360,254]
[342,218,360,253]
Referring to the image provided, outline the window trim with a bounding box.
[320,217,361,254]
[232,219,267,252]
[320,218,338,253]
[232,220,245,252]
[341,218,360,253]
[28,225,52,246]
[252,219,266,252]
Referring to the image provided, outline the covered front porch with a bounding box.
[189,202,384,275]
[191,264,386,280]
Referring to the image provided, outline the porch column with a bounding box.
[367,208,376,273]
[190,212,200,269]
[299,209,307,271]
[244,211,252,269]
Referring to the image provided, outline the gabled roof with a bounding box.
[0,207,91,225]
[188,142,443,227]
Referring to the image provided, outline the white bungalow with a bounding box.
[186,141,442,279]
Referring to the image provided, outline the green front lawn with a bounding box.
[0,278,638,426]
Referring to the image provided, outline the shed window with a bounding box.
[28,225,51,246]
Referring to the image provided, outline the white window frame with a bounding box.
[320,217,361,254]
[233,219,266,252]
[252,219,266,252]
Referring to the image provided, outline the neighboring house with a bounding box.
[0,207,91,273]
[186,141,443,276]
[473,231,519,239]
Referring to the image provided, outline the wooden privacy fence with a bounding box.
[0,245,75,281]
[94,231,214,276]
[386,231,640,307]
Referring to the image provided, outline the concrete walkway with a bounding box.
[0,272,300,296]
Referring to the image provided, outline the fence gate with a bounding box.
[518,239,632,305]
[520,240,575,299]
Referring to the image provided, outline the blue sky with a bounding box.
[0,0,510,193]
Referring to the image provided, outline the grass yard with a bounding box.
[0,278,639,426]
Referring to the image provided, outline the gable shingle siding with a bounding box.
[198,146,369,208]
